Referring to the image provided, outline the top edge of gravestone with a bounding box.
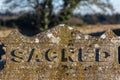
[0,24,118,44]
[0,24,91,44]
[100,29,117,39]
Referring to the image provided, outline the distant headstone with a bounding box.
[0,24,120,80]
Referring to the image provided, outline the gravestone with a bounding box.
[0,24,120,80]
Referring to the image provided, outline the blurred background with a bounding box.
[0,0,120,36]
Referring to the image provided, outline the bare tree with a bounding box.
[3,0,113,31]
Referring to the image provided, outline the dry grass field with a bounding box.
[76,24,120,34]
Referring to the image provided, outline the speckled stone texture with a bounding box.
[0,24,120,80]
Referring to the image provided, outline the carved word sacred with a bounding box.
[0,24,120,80]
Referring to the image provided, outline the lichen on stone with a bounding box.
[0,24,120,80]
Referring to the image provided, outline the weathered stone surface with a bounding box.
[0,24,120,80]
